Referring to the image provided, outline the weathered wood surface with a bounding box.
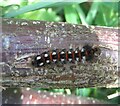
[0,18,119,88]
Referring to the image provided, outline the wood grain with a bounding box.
[0,18,119,88]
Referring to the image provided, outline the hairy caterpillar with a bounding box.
[31,45,101,67]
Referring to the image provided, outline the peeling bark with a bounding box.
[0,18,119,88]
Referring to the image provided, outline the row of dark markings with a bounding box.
[31,45,100,67]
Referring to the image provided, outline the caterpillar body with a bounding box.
[31,45,101,68]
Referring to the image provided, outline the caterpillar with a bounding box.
[31,45,101,67]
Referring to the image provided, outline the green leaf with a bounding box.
[16,8,61,22]
[1,5,20,17]
[52,89,65,93]
[76,88,91,97]
[102,2,119,12]
[86,2,100,25]
[64,4,80,24]
[95,3,119,26]
[3,1,87,18]
[74,4,88,25]
[94,12,105,26]
[4,2,58,17]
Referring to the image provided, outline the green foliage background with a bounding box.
[1,0,119,104]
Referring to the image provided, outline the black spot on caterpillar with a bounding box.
[31,45,101,67]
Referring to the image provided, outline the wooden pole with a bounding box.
[1,18,119,88]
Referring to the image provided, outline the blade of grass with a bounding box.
[86,2,100,25]
[102,11,108,26]
[64,4,80,24]
[4,2,59,17]
[102,2,119,12]
[74,4,88,25]
[4,1,87,18]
